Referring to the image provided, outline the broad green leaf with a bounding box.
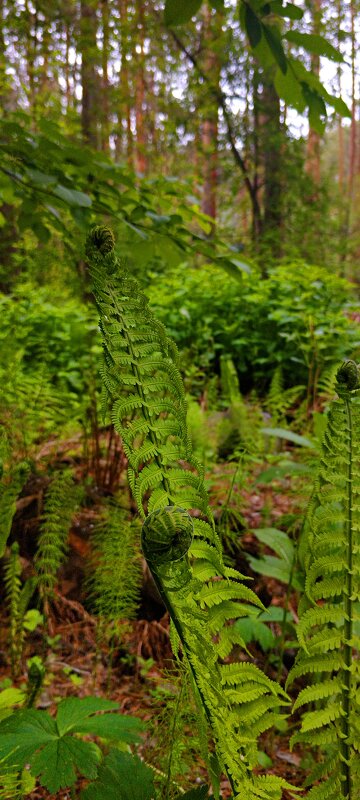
[25,168,57,187]
[215,256,251,279]
[176,788,210,799]
[55,696,118,735]
[80,750,155,800]
[251,527,295,563]
[244,4,262,48]
[75,713,144,742]
[248,553,293,584]
[285,31,344,62]
[0,689,26,722]
[53,185,92,207]
[269,1,303,20]
[0,709,57,766]
[322,92,350,117]
[274,66,306,112]
[30,736,101,793]
[258,605,294,623]
[261,427,315,448]
[164,0,202,26]
[262,24,287,74]
[208,0,224,10]
[0,701,143,793]
[234,616,276,651]
[23,609,44,632]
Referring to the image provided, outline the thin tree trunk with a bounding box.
[101,0,110,152]
[118,0,133,165]
[79,0,99,148]
[200,5,220,232]
[348,0,356,201]
[305,0,321,188]
[134,0,147,174]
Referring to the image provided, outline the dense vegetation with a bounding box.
[1,0,360,798]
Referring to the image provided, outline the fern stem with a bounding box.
[342,396,353,799]
[150,565,238,796]
[163,678,184,800]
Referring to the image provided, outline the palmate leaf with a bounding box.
[80,750,155,800]
[0,698,144,793]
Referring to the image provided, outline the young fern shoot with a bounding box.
[86,226,292,800]
[35,470,81,611]
[287,360,360,800]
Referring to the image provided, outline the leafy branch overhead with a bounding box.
[164,0,350,132]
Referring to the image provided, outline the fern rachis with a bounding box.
[288,360,360,800]
[86,226,292,800]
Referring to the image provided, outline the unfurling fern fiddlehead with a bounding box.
[288,360,360,800]
[86,226,292,800]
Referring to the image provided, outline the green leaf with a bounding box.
[164,0,202,26]
[248,554,293,584]
[321,92,350,117]
[25,168,57,187]
[234,616,275,651]
[285,31,344,62]
[251,527,295,563]
[177,788,210,799]
[55,696,118,735]
[80,750,156,800]
[208,0,224,10]
[244,4,262,48]
[30,736,101,793]
[0,700,143,793]
[261,427,316,448]
[262,24,287,73]
[0,689,26,722]
[53,185,92,207]
[0,709,57,767]
[268,1,303,20]
[23,609,44,632]
[274,66,306,112]
[75,713,144,742]
[215,256,252,279]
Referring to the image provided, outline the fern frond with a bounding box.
[4,543,22,677]
[0,462,30,558]
[289,361,360,797]
[86,227,291,799]
[35,470,81,606]
[86,502,141,624]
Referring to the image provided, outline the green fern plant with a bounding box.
[266,366,304,427]
[287,360,360,800]
[4,544,36,678]
[34,469,82,611]
[86,500,142,685]
[0,462,30,558]
[86,501,141,624]
[220,354,263,455]
[86,226,293,800]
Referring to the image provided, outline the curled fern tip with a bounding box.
[336,359,360,394]
[141,506,193,566]
[87,225,115,256]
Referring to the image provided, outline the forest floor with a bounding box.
[0,442,310,799]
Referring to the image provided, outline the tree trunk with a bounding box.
[79,0,99,148]
[134,0,147,174]
[305,0,321,188]
[200,5,220,232]
[260,78,282,245]
[101,0,110,152]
